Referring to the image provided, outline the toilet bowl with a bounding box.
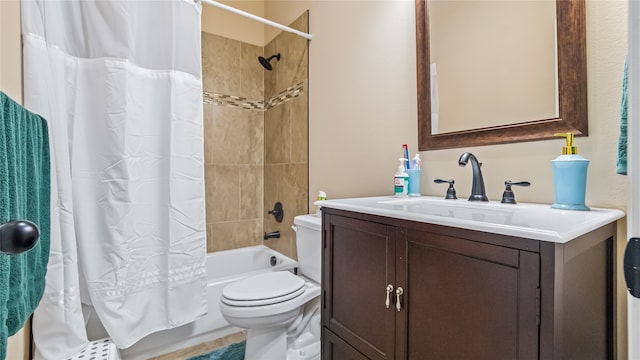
[219,214,322,360]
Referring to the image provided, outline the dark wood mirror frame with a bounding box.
[416,0,587,151]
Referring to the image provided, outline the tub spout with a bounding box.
[264,230,280,240]
[458,152,489,202]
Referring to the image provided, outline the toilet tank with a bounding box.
[293,214,322,283]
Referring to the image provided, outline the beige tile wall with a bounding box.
[202,12,309,257]
[263,12,309,259]
[202,33,265,252]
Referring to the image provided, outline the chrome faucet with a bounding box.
[458,152,488,201]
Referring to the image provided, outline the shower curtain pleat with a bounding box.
[21,1,207,358]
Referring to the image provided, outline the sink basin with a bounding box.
[316,196,624,243]
[376,197,540,228]
[377,197,530,210]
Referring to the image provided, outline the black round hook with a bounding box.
[0,220,40,255]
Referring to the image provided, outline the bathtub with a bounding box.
[83,245,298,360]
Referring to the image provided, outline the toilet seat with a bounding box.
[222,271,306,307]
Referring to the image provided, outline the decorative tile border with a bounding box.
[203,92,264,110]
[266,82,304,109]
[203,82,304,111]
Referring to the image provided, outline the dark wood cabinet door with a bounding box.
[323,214,397,360]
[399,231,540,360]
[324,328,371,360]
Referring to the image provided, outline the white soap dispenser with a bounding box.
[394,158,409,197]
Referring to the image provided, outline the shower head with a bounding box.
[258,53,281,71]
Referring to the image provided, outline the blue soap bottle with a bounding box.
[551,132,590,211]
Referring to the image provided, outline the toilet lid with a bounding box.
[222,271,306,307]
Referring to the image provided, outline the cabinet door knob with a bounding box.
[385,284,394,309]
[395,287,404,312]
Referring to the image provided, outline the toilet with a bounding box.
[220,214,322,360]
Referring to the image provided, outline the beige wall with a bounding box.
[265,0,628,357]
[265,1,420,205]
[1,0,22,102]
[202,1,265,46]
[199,0,302,47]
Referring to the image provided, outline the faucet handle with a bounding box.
[268,202,284,223]
[434,179,457,199]
[501,181,531,204]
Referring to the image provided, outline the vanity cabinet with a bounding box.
[321,207,615,360]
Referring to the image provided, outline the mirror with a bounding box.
[416,0,587,151]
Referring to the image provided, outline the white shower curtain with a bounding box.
[21,1,207,358]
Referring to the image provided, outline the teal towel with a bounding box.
[617,57,628,175]
[0,92,50,359]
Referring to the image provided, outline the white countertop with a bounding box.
[316,196,625,243]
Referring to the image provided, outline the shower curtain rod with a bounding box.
[200,0,313,40]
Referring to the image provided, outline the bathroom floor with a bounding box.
[149,331,246,360]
